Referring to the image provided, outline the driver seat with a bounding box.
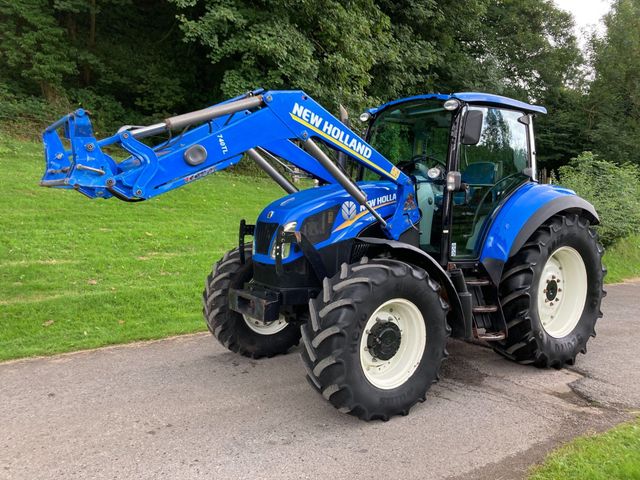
[454,161,498,205]
[461,161,498,186]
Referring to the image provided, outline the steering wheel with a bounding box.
[469,172,524,234]
[397,154,446,176]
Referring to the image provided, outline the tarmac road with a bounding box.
[1,282,638,480]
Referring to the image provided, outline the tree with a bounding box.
[535,86,592,171]
[0,0,601,165]
[0,0,207,132]
[0,0,76,100]
[587,0,640,165]
[479,0,582,101]
[468,0,588,170]
[172,0,393,112]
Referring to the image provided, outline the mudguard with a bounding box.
[356,237,468,338]
[480,183,599,284]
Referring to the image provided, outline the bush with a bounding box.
[557,152,640,246]
[0,84,71,138]
[0,85,151,140]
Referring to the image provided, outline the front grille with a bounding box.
[254,221,278,255]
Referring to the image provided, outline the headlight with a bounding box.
[443,99,460,111]
[283,221,297,232]
[359,112,372,122]
[271,221,297,259]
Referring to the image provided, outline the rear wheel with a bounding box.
[495,214,605,367]
[300,257,449,421]
[202,244,301,358]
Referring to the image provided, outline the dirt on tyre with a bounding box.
[202,244,301,358]
[300,257,450,421]
[496,213,606,367]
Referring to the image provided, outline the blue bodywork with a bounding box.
[480,183,575,263]
[253,181,399,265]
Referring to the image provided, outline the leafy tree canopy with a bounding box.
[0,0,637,171]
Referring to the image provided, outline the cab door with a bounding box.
[449,107,532,259]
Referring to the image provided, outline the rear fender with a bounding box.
[356,237,468,339]
[480,183,599,284]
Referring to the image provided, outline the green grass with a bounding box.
[1,137,639,361]
[529,418,640,480]
[604,234,640,283]
[0,135,283,361]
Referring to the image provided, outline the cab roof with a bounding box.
[369,92,547,115]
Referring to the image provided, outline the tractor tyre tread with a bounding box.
[300,257,450,421]
[494,213,605,368]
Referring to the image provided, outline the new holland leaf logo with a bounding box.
[341,201,357,220]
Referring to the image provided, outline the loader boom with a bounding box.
[41,89,415,239]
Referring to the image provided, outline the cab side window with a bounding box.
[451,107,530,258]
[460,107,529,180]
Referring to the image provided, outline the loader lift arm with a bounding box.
[41,89,417,240]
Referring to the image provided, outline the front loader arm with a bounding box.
[41,89,417,239]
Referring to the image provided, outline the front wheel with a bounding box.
[495,214,605,367]
[202,244,301,358]
[300,257,450,421]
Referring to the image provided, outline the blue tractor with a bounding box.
[41,89,605,420]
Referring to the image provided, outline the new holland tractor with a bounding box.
[41,89,605,420]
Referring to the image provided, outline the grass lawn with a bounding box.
[1,136,639,361]
[604,234,640,283]
[529,418,640,480]
[0,136,283,361]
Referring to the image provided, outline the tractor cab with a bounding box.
[362,93,545,267]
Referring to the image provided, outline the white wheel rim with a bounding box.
[359,298,427,390]
[537,246,588,338]
[243,314,288,335]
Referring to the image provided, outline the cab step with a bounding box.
[472,305,498,314]
[477,331,506,341]
[466,278,491,287]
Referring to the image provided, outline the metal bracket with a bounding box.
[229,285,281,322]
[274,229,328,281]
[238,219,255,264]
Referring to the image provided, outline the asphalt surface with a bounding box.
[1,282,638,480]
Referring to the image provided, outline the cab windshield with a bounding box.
[363,98,453,255]
[364,99,453,181]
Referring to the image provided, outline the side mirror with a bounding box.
[461,110,483,145]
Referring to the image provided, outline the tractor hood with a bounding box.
[253,181,400,264]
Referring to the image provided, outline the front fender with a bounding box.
[480,182,599,284]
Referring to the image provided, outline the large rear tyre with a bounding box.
[495,214,606,367]
[300,257,450,421]
[202,244,301,358]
